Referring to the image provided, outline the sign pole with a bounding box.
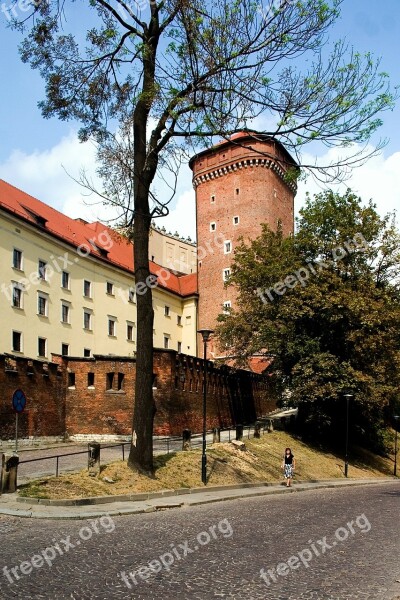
[15,412,18,454]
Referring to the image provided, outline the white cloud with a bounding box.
[296,146,400,221]
[2,134,397,245]
[0,130,197,236]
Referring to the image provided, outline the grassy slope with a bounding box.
[18,430,393,500]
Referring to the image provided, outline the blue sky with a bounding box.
[0,0,399,239]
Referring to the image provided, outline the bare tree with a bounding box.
[13,0,396,474]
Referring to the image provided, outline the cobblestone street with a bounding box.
[1,482,399,599]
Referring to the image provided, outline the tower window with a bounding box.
[61,343,69,356]
[224,241,232,254]
[211,195,215,203]
[210,222,216,232]
[233,216,239,225]
[223,301,232,313]
[236,188,239,195]
[223,268,231,282]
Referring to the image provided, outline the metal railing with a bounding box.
[17,420,272,478]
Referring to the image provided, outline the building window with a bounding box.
[106,372,114,390]
[178,341,182,353]
[38,337,47,357]
[88,372,95,387]
[164,306,170,317]
[233,215,239,225]
[177,315,182,326]
[108,318,116,336]
[61,303,70,324]
[12,331,22,352]
[68,372,75,387]
[223,268,231,282]
[83,311,92,331]
[84,348,91,357]
[83,280,92,298]
[13,249,23,270]
[117,373,125,391]
[211,195,215,203]
[236,188,239,195]
[127,323,134,341]
[224,241,232,254]
[223,301,232,313]
[164,336,170,349]
[38,260,47,281]
[128,288,135,303]
[61,343,69,356]
[12,284,23,308]
[106,281,114,295]
[62,271,70,290]
[210,222,216,232]
[38,294,48,317]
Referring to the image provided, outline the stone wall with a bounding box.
[0,351,275,442]
[0,354,65,443]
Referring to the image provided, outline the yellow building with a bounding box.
[0,180,198,359]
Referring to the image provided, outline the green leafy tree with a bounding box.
[11,0,397,472]
[218,190,400,451]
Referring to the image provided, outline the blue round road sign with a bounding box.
[12,389,26,413]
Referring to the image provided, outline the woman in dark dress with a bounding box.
[282,447,296,487]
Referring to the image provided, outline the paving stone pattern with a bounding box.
[0,483,399,599]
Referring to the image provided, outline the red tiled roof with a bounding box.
[0,179,197,298]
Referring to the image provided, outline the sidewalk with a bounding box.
[0,478,396,520]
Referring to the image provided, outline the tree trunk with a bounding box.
[127,190,156,475]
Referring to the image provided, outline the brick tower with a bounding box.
[189,132,298,358]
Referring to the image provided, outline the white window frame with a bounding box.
[12,330,23,353]
[38,337,47,358]
[38,259,47,281]
[61,301,70,324]
[12,248,23,270]
[108,317,117,337]
[106,281,114,296]
[233,215,240,225]
[164,305,170,317]
[223,300,232,313]
[12,283,23,308]
[210,222,216,232]
[37,292,49,317]
[61,271,70,290]
[126,321,135,342]
[83,280,92,298]
[223,268,231,282]
[83,310,92,331]
[224,240,232,254]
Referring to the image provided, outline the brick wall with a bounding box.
[0,354,65,442]
[0,350,275,442]
[191,135,296,356]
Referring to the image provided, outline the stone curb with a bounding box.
[0,478,395,520]
[16,477,395,507]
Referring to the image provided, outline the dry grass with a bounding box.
[18,430,393,500]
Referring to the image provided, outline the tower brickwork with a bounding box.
[189,132,297,358]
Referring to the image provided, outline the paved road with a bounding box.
[0,482,399,599]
